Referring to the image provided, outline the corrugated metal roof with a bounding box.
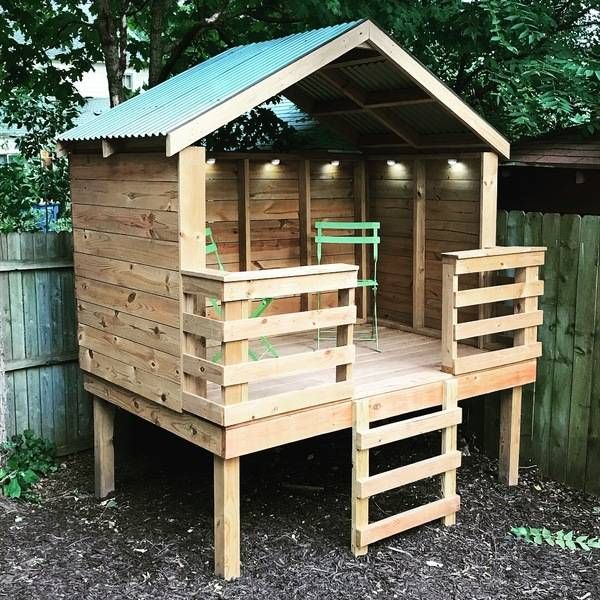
[58,21,364,142]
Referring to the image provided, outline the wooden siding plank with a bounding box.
[75,277,179,328]
[79,347,180,411]
[77,299,180,357]
[73,228,178,270]
[74,252,179,299]
[70,178,178,211]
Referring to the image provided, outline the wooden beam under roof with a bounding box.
[283,85,361,147]
[318,70,423,147]
[313,89,434,116]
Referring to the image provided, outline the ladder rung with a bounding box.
[356,495,460,547]
[356,451,462,499]
[356,408,462,450]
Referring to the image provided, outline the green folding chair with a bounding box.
[315,221,381,351]
[205,227,279,362]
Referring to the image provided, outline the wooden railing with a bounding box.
[441,246,546,375]
[179,264,358,426]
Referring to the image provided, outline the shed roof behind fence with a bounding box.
[59,20,510,158]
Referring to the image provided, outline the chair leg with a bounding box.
[372,286,381,352]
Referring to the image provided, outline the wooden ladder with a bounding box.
[351,379,462,555]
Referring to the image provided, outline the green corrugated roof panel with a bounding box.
[59,21,364,142]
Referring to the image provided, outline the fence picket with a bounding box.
[566,216,598,488]
[0,232,90,454]
[534,213,561,473]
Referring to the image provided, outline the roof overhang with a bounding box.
[59,20,510,159]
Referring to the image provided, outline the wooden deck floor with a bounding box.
[208,326,482,402]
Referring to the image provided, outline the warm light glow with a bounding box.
[270,158,280,166]
[206,157,216,165]
[387,159,396,166]
[447,158,458,166]
[330,160,340,167]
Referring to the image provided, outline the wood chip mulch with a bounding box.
[1,424,599,600]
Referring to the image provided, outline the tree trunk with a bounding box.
[96,0,127,106]
[148,0,169,87]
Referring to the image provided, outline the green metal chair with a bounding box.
[205,227,279,362]
[315,221,381,351]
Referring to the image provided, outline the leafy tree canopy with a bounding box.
[0,0,598,150]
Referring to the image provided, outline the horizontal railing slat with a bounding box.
[454,310,543,341]
[183,269,358,301]
[183,305,357,341]
[454,280,544,308]
[183,345,355,387]
[450,342,542,375]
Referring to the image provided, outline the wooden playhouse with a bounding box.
[58,20,545,579]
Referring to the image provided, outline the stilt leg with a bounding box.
[441,379,459,526]
[93,396,115,499]
[499,386,522,485]
[214,456,240,579]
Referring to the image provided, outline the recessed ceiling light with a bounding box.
[387,159,396,166]
[206,157,216,165]
[270,158,280,166]
[447,158,458,166]
[330,160,340,167]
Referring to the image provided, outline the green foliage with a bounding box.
[0,430,57,500]
[511,526,600,551]
[203,97,298,152]
[0,155,71,233]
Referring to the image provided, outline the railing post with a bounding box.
[337,287,355,382]
[441,258,458,374]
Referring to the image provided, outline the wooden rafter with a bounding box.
[313,88,434,116]
[318,70,423,147]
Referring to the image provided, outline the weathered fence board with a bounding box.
[474,211,600,495]
[0,232,91,454]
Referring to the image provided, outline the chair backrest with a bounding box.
[206,227,225,271]
[315,221,381,265]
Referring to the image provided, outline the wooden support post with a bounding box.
[441,259,458,373]
[214,456,240,580]
[498,264,538,485]
[478,152,498,348]
[299,159,312,311]
[214,297,248,578]
[238,158,251,271]
[499,386,522,485]
[351,398,369,556]
[441,379,458,525]
[412,159,426,329]
[353,161,368,320]
[93,396,115,499]
[179,146,207,404]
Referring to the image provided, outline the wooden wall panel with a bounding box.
[205,158,355,313]
[369,161,414,326]
[71,153,181,411]
[424,159,481,330]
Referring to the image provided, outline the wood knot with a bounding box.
[127,292,137,303]
[160,393,167,403]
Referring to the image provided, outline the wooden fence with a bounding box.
[0,232,91,454]
[468,210,600,495]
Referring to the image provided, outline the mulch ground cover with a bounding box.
[1,421,599,600]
